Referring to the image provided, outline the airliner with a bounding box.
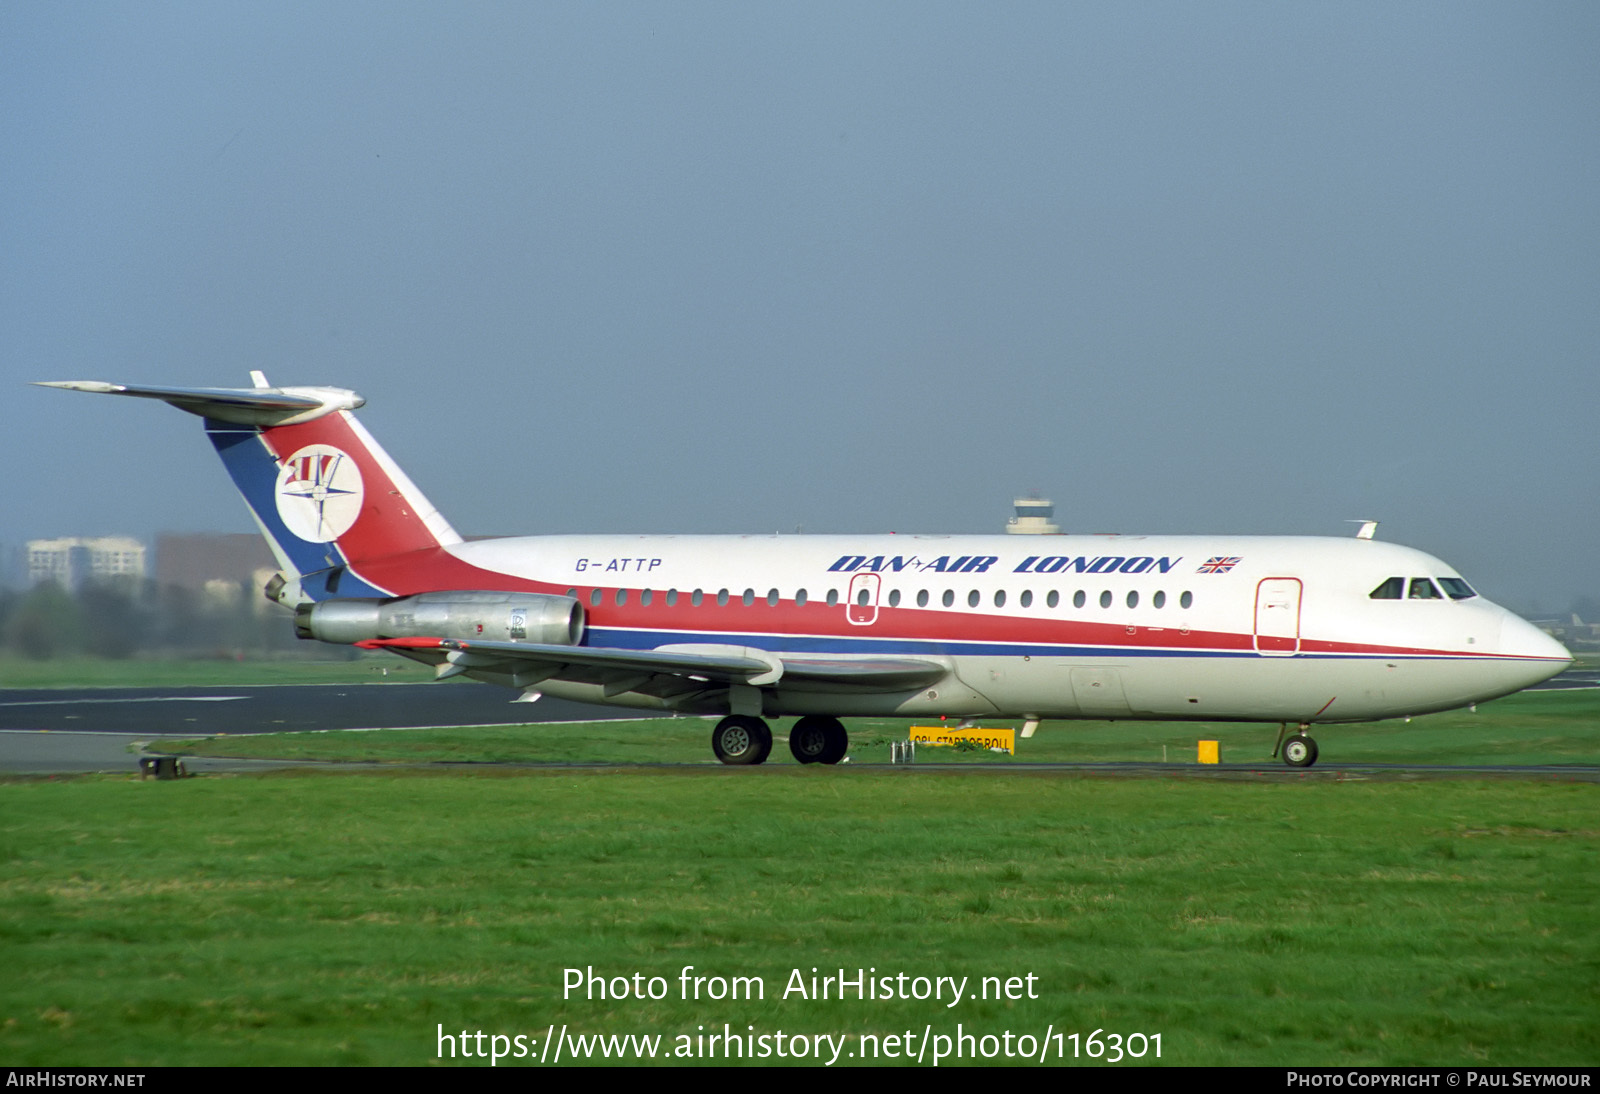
[38,376,1572,767]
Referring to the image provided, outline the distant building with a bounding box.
[156,533,278,611]
[26,536,146,589]
[1533,614,1600,653]
[1005,496,1060,535]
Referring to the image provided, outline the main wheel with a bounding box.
[1282,734,1319,768]
[712,716,772,765]
[789,715,848,765]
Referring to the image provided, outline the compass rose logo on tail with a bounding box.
[275,444,364,542]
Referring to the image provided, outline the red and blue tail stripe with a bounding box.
[205,411,461,601]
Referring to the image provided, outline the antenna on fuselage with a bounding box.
[1350,520,1379,540]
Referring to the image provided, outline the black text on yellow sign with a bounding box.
[908,727,1016,754]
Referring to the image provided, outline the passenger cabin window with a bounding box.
[1439,577,1477,600]
[1408,578,1443,600]
[1370,577,1404,600]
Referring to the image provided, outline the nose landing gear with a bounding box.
[1274,722,1320,767]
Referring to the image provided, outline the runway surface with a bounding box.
[2,671,1594,776]
[0,683,629,736]
[1538,668,1598,690]
[0,683,630,775]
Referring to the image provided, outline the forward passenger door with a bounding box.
[1254,578,1303,655]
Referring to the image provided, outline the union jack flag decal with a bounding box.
[1198,556,1241,574]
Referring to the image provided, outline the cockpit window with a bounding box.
[1408,578,1443,599]
[1369,577,1404,600]
[1439,577,1477,600]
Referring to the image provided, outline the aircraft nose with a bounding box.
[1498,614,1573,688]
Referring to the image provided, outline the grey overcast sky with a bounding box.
[3,2,1595,612]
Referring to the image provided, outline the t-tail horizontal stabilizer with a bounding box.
[32,379,364,426]
[37,375,460,607]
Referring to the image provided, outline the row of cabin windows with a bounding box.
[1369,576,1477,601]
[572,586,1197,611]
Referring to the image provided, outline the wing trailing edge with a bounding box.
[357,636,949,697]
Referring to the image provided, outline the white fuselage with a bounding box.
[439,532,1570,723]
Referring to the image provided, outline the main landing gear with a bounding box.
[1274,722,1320,768]
[710,715,850,766]
[710,715,771,765]
[787,715,849,765]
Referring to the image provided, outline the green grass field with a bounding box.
[2,774,1595,1067]
[5,696,1599,1067]
[5,676,1598,1066]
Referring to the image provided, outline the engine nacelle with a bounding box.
[294,591,585,647]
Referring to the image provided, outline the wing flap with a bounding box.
[360,637,948,695]
[776,656,948,689]
[360,637,777,682]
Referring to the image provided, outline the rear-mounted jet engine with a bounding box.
[294,590,585,647]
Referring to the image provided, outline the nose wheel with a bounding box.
[1275,723,1320,767]
[1282,735,1319,767]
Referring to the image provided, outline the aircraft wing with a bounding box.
[754,655,951,689]
[358,637,948,698]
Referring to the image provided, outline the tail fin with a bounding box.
[36,376,460,603]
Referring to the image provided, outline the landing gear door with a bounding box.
[1254,577,1302,656]
[847,572,880,626]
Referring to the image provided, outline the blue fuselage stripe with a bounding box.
[580,626,1501,662]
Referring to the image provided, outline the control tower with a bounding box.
[1005,496,1060,535]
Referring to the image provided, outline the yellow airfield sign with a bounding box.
[908,726,1016,754]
